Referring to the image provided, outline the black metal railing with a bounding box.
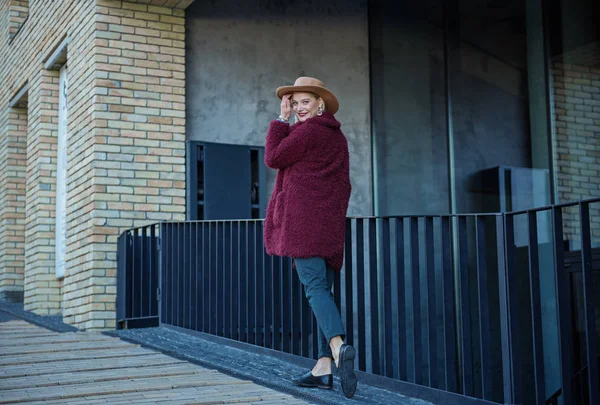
[116,198,600,404]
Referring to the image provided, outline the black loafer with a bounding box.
[338,344,357,398]
[292,370,333,389]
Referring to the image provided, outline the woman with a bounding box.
[263,77,356,399]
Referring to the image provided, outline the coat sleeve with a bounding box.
[264,120,309,169]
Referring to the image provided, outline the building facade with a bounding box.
[0,0,598,336]
[0,0,192,329]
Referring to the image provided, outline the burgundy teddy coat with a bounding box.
[263,112,351,271]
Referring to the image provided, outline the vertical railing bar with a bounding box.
[209,222,215,335]
[475,215,492,400]
[301,257,310,357]
[131,228,138,320]
[226,221,232,339]
[150,225,157,319]
[396,218,407,381]
[256,221,264,347]
[527,211,546,404]
[233,221,239,340]
[179,223,185,328]
[441,217,457,392]
[271,255,280,351]
[291,256,300,355]
[382,218,393,378]
[504,214,519,401]
[356,218,366,371]
[219,221,225,337]
[425,216,437,388]
[458,216,473,397]
[410,217,422,385]
[579,202,599,405]
[187,223,192,329]
[282,256,291,354]
[157,225,164,326]
[203,222,209,333]
[240,221,247,342]
[194,223,200,331]
[369,218,381,375]
[169,224,175,326]
[140,226,146,318]
[248,221,256,345]
[551,207,572,405]
[344,218,354,348]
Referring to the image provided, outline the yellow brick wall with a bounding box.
[552,62,600,247]
[24,67,62,314]
[1,0,191,329]
[0,106,27,303]
[8,0,28,42]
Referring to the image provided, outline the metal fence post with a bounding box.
[496,214,514,404]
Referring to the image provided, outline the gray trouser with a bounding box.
[294,257,346,359]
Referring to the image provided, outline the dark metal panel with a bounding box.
[579,202,599,405]
[186,142,198,220]
[475,216,492,400]
[410,217,422,385]
[395,218,408,381]
[203,143,252,220]
[457,216,473,397]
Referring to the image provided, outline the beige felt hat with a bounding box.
[276,77,339,114]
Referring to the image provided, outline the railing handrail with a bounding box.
[119,197,600,234]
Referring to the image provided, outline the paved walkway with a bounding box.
[0,318,311,405]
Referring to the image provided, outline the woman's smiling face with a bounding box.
[291,92,323,122]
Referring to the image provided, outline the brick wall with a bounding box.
[8,0,28,42]
[1,0,191,329]
[61,0,188,330]
[0,106,27,303]
[24,68,62,314]
[552,62,600,246]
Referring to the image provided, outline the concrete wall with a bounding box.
[185,0,372,216]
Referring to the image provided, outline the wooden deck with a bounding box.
[0,319,311,405]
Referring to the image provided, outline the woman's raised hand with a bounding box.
[280,94,292,121]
